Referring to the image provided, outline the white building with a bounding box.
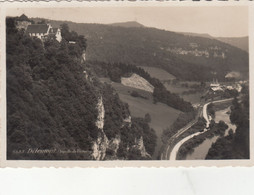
[49,28,62,42]
[26,24,62,42]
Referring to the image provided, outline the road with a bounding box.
[161,98,233,160]
[161,106,202,160]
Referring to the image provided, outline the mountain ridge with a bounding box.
[110,21,145,28]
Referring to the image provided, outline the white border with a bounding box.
[0,1,253,167]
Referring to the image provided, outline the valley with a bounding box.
[34,18,249,81]
[7,12,249,161]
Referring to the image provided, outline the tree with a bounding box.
[60,23,70,40]
[144,113,151,123]
[37,20,46,24]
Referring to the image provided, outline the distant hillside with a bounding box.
[216,36,248,52]
[180,32,248,52]
[32,18,249,81]
[179,32,213,39]
[110,21,145,28]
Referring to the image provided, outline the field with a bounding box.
[129,66,204,104]
[181,93,203,104]
[164,82,204,104]
[163,83,187,94]
[138,66,176,81]
[100,78,181,159]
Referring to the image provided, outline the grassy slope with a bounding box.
[181,93,203,104]
[136,66,202,104]
[164,82,203,104]
[100,78,181,159]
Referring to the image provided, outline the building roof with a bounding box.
[26,24,50,34]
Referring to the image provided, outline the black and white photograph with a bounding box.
[4,5,250,163]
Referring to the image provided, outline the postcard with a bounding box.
[0,1,253,167]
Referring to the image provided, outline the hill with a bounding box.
[180,32,248,52]
[32,18,249,81]
[216,36,248,52]
[179,32,213,39]
[110,21,145,28]
[7,17,157,160]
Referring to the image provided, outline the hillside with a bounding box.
[179,32,213,39]
[180,32,248,52]
[37,19,249,81]
[216,36,248,52]
[7,17,157,160]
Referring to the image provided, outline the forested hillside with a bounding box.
[35,19,249,81]
[7,18,156,160]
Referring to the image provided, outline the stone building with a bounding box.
[26,24,62,42]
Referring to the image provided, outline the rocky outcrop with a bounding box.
[92,96,108,160]
[108,135,121,155]
[82,50,86,62]
[92,132,108,160]
[92,97,150,160]
[95,96,105,130]
[133,136,151,158]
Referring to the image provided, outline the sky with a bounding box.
[7,6,248,37]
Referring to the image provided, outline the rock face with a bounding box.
[92,97,150,160]
[108,135,121,155]
[92,96,108,160]
[95,97,105,130]
[121,73,154,92]
[82,51,86,61]
[133,136,151,158]
[92,132,108,160]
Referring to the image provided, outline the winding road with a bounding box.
[161,98,233,160]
